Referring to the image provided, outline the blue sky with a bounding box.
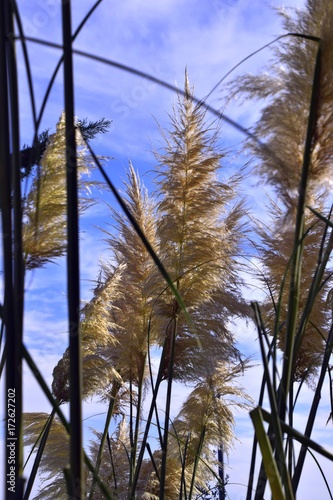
[2,0,333,498]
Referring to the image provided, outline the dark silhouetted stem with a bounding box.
[1,1,24,497]
[62,1,83,497]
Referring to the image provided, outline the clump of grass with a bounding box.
[231,1,333,497]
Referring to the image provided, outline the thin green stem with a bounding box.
[188,427,206,500]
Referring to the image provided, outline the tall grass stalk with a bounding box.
[62,1,83,496]
[251,38,325,499]
[279,43,321,422]
[0,1,25,497]
[250,407,287,500]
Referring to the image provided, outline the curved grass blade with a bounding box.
[16,0,104,144]
[11,1,37,126]
[306,449,333,500]
[203,33,319,103]
[19,33,266,148]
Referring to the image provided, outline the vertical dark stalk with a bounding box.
[61,2,83,498]
[0,0,24,497]
[7,0,24,355]
[159,317,178,499]
[7,4,24,496]
[218,444,226,500]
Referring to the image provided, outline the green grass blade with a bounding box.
[250,407,288,500]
